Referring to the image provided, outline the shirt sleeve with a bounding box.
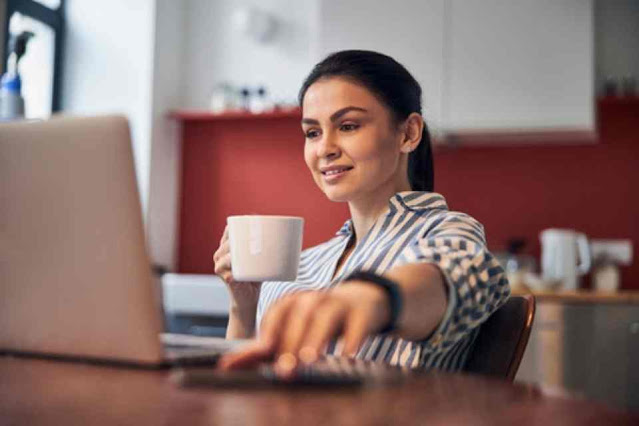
[397,210,511,354]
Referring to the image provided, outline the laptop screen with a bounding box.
[0,115,165,365]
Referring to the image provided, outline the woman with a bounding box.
[213,50,509,376]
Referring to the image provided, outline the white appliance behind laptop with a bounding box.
[0,115,240,366]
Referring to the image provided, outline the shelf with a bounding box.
[436,128,598,147]
[169,107,301,122]
[170,98,636,146]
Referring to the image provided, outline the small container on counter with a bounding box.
[497,238,537,291]
[590,239,634,292]
[209,83,240,113]
[592,260,620,292]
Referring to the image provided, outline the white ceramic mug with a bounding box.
[227,215,304,282]
[540,229,591,290]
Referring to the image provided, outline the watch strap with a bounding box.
[343,270,403,333]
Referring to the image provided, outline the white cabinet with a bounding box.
[443,0,594,133]
[318,0,595,140]
[319,0,446,134]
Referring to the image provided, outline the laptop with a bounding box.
[0,115,245,368]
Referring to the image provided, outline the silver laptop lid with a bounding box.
[0,115,164,365]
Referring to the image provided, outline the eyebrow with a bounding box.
[301,106,368,125]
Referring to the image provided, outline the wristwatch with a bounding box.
[343,270,403,333]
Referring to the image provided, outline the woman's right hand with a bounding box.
[213,226,262,308]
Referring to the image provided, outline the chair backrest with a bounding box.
[463,294,535,381]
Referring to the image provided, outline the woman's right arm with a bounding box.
[213,226,262,339]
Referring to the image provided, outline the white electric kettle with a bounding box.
[540,229,591,290]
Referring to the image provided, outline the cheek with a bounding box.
[350,132,398,171]
[304,143,323,185]
[303,143,315,171]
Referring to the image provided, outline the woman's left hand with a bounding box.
[217,281,391,377]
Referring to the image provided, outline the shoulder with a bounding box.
[418,209,487,247]
[392,192,480,228]
[392,192,486,244]
[422,208,484,230]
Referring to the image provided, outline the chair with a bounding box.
[463,294,535,381]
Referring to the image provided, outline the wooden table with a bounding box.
[512,289,639,304]
[1,356,637,425]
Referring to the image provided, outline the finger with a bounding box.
[297,301,348,363]
[213,239,229,258]
[213,239,230,264]
[219,226,229,245]
[259,295,298,350]
[217,340,275,370]
[221,237,229,254]
[221,271,234,284]
[278,292,324,358]
[341,310,370,358]
[214,252,232,276]
[218,252,232,271]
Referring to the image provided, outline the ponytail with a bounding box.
[408,124,434,192]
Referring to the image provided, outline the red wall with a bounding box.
[177,98,639,289]
[177,112,350,274]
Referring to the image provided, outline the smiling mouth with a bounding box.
[321,166,353,176]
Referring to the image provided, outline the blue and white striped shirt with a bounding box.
[257,191,510,371]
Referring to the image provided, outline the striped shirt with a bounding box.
[257,191,510,371]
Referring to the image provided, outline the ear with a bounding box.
[399,113,424,154]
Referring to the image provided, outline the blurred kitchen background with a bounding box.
[1,0,638,411]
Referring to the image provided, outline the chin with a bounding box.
[320,186,354,203]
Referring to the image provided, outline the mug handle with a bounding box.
[576,233,591,275]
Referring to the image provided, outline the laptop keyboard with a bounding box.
[172,356,414,387]
[162,333,250,367]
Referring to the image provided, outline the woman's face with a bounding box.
[301,77,406,203]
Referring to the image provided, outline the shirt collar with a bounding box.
[391,191,448,212]
[335,191,448,237]
[336,220,353,236]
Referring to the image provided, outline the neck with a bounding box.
[348,178,412,245]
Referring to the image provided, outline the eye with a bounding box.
[340,123,359,132]
[305,128,321,139]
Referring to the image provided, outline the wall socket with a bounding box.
[590,239,633,265]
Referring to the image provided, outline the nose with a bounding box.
[316,131,340,159]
